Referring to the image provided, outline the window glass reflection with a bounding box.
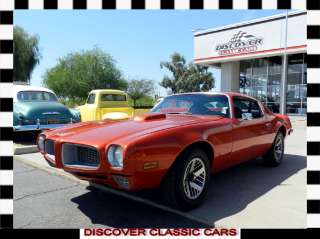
[286,54,306,114]
[239,53,306,115]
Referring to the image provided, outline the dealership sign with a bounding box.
[215,31,263,56]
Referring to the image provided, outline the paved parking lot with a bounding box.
[14,117,306,228]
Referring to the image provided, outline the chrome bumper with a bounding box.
[14,123,68,132]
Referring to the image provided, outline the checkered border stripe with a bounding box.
[0,0,319,230]
[0,0,312,10]
[0,0,14,228]
[306,0,320,229]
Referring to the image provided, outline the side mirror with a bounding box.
[241,112,253,121]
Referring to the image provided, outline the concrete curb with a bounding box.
[14,145,38,155]
[14,155,215,228]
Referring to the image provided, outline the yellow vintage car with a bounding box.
[77,89,135,122]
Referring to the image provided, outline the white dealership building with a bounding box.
[194,10,306,114]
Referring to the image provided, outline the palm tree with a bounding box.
[160,53,214,94]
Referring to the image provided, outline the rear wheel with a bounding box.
[263,132,285,167]
[160,148,210,210]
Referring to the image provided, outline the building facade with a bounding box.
[194,11,306,115]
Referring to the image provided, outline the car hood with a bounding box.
[46,114,223,147]
[15,101,71,117]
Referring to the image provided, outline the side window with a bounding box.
[203,96,230,118]
[250,100,263,118]
[114,94,126,101]
[87,94,96,104]
[233,97,263,119]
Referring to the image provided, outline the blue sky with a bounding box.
[15,10,287,96]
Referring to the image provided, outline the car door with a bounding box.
[80,93,97,121]
[230,96,271,165]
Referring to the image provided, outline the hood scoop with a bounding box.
[134,113,166,122]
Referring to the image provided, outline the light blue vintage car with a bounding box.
[13,84,81,132]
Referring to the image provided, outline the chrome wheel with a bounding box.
[274,135,283,162]
[183,157,207,200]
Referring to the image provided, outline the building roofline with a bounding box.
[194,10,306,37]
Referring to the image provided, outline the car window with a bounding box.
[151,94,230,118]
[17,91,58,102]
[233,97,263,119]
[101,94,126,102]
[87,94,96,104]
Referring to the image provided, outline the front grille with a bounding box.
[62,144,100,168]
[45,139,55,155]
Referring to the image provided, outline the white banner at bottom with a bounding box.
[81,228,240,239]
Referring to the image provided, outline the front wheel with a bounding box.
[263,132,285,167]
[160,148,210,210]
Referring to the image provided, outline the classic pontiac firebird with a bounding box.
[38,92,293,209]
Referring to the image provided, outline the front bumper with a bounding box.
[41,138,167,191]
[14,123,69,132]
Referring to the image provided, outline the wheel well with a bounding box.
[177,141,214,166]
[159,141,214,187]
[278,125,286,138]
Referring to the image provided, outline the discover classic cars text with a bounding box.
[38,92,292,209]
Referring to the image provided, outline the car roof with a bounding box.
[13,84,56,102]
[170,91,259,101]
[89,89,126,94]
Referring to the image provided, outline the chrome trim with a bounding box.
[105,145,124,170]
[62,143,100,170]
[223,93,233,119]
[183,157,207,200]
[14,123,69,132]
[42,112,61,115]
[45,153,55,162]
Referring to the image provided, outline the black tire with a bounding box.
[263,132,285,167]
[160,148,210,210]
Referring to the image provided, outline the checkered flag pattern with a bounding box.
[229,31,256,43]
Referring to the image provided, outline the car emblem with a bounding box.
[42,112,60,115]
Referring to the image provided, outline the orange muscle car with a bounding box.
[38,92,293,209]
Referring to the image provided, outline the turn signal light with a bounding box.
[143,161,159,170]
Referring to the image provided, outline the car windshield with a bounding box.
[151,94,230,117]
[17,91,58,102]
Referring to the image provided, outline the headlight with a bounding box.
[37,135,45,152]
[107,145,123,168]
